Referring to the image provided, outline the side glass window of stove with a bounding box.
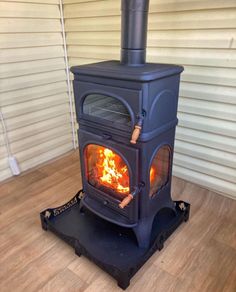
[149,145,171,197]
[85,144,130,200]
[83,94,131,126]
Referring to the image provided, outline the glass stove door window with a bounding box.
[83,94,131,126]
[149,145,171,197]
[85,144,130,200]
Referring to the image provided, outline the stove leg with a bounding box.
[133,217,153,249]
[40,214,48,231]
[78,200,85,214]
[117,274,130,290]
[75,240,82,257]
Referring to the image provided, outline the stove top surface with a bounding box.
[71,60,184,82]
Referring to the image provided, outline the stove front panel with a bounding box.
[79,129,139,223]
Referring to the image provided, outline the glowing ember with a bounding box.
[86,145,130,195]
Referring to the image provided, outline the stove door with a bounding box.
[73,81,142,132]
[79,129,139,226]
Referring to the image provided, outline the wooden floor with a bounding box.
[0,150,236,292]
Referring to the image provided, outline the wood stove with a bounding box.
[41,0,190,289]
[71,0,184,248]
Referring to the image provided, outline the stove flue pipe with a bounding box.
[120,0,150,66]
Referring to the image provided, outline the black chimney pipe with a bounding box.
[120,0,150,66]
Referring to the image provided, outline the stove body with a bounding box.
[70,0,184,249]
[71,60,183,248]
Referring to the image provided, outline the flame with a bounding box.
[150,166,155,185]
[88,145,130,194]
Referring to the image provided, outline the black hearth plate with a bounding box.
[40,190,190,290]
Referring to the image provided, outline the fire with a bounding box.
[98,148,129,193]
[87,145,130,194]
[150,166,155,184]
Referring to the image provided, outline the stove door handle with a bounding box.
[130,117,143,144]
[119,194,134,209]
[130,125,142,144]
[119,187,138,209]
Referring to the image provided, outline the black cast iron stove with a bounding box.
[41,0,190,289]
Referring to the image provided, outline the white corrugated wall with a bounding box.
[63,0,236,199]
[0,0,76,181]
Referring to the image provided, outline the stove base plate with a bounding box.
[40,190,190,290]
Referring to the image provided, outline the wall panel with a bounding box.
[0,0,74,181]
